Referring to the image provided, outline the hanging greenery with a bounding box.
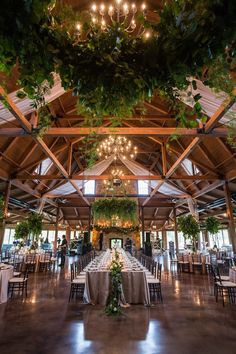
[28,213,43,240]
[92,198,137,224]
[105,251,123,316]
[94,225,139,234]
[178,215,200,246]
[14,221,30,241]
[205,216,221,235]
[0,0,236,130]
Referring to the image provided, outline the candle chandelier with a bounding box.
[76,1,150,38]
[103,167,130,192]
[97,135,137,160]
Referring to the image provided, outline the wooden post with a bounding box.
[88,206,91,242]
[54,207,59,254]
[66,226,71,243]
[162,229,167,249]
[141,206,145,247]
[224,181,236,253]
[161,141,167,176]
[173,207,179,253]
[0,181,11,250]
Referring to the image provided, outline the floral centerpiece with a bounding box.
[105,250,123,316]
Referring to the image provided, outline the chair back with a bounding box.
[157,263,162,281]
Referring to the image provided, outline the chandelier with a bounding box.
[97,135,137,160]
[103,167,130,192]
[76,1,150,38]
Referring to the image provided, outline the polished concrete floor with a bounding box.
[0,255,236,354]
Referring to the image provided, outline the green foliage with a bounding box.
[28,213,43,239]
[205,216,221,235]
[14,221,29,241]
[178,215,200,242]
[1,0,236,128]
[92,198,137,224]
[32,106,53,137]
[105,252,123,316]
[94,225,139,234]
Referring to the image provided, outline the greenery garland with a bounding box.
[94,225,139,234]
[0,0,236,131]
[92,198,137,224]
[105,250,123,316]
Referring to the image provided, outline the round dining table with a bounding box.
[0,264,14,304]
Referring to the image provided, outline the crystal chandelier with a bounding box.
[76,1,150,38]
[97,135,137,160]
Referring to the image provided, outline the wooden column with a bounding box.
[0,181,11,250]
[88,206,91,242]
[224,181,236,253]
[54,207,59,254]
[66,226,71,243]
[173,207,179,253]
[161,141,167,176]
[162,229,167,249]
[141,206,145,247]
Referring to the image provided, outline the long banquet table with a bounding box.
[0,264,13,304]
[83,249,150,306]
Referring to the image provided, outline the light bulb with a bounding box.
[91,4,97,12]
[108,5,114,16]
[141,3,146,11]
[76,23,81,31]
[144,31,151,39]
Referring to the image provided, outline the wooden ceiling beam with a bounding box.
[13,174,221,181]
[193,180,225,198]
[0,127,228,137]
[0,87,90,206]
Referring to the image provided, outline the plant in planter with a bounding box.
[27,213,43,242]
[14,221,30,243]
[178,215,200,251]
[205,216,221,249]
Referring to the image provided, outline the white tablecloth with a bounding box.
[83,250,150,306]
[0,265,13,303]
[229,268,236,283]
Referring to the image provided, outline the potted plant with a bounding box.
[205,216,221,250]
[14,221,30,244]
[27,213,43,242]
[178,215,200,252]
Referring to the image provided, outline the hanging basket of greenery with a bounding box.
[14,221,30,241]
[0,0,236,130]
[28,213,43,240]
[205,216,221,235]
[92,198,137,224]
[178,215,200,246]
[94,225,139,234]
